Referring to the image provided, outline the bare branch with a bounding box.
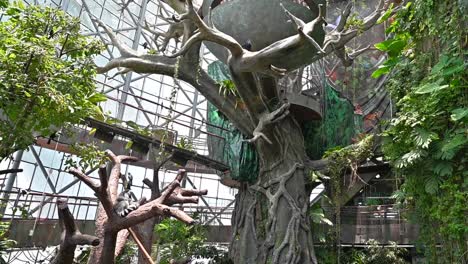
[167,0,243,58]
[112,200,195,230]
[68,168,100,192]
[335,3,353,32]
[156,169,186,204]
[91,17,137,58]
[111,168,207,230]
[165,186,207,206]
[280,3,326,54]
[335,45,373,67]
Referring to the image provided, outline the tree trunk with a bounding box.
[230,117,317,264]
[50,243,77,264]
[136,218,158,264]
[88,205,108,263]
[101,230,119,264]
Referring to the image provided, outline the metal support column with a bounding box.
[0,150,24,216]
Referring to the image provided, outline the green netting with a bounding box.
[207,61,362,182]
[206,61,259,182]
[303,81,362,159]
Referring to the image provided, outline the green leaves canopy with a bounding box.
[0,2,104,159]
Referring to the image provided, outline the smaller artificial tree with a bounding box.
[68,150,207,264]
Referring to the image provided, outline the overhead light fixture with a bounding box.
[375,174,381,179]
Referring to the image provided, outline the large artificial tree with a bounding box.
[87,0,392,263]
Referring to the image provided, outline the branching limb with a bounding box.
[244,103,291,144]
[111,168,207,230]
[68,168,100,192]
[167,0,243,58]
[50,199,99,264]
[281,3,326,54]
[91,17,137,58]
[118,0,134,11]
[334,45,373,67]
[323,0,389,51]
[143,16,184,52]
[86,8,252,135]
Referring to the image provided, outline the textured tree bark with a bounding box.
[230,117,317,264]
[135,218,158,264]
[87,205,109,263]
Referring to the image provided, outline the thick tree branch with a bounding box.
[168,0,244,58]
[68,168,100,192]
[75,150,208,263]
[281,3,326,54]
[322,0,389,61]
[89,14,253,135]
[98,165,108,193]
[50,199,99,264]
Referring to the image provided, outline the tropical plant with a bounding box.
[154,217,206,264]
[376,0,467,262]
[116,242,137,264]
[0,207,15,263]
[0,2,105,160]
[342,240,409,264]
[154,217,232,264]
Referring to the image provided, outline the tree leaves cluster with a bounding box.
[0,2,105,160]
[154,218,232,264]
[376,0,467,261]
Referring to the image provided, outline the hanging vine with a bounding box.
[322,134,374,263]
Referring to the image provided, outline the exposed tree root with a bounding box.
[250,163,311,264]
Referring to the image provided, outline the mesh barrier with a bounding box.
[303,81,362,160]
[206,61,259,183]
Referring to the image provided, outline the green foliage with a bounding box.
[376,0,467,261]
[0,221,16,256]
[176,136,194,151]
[316,239,409,264]
[309,202,332,243]
[64,142,108,171]
[116,242,137,264]
[147,49,158,55]
[155,218,205,263]
[0,3,104,160]
[0,0,7,8]
[344,14,365,32]
[217,80,237,98]
[154,218,232,263]
[321,135,374,262]
[344,240,409,264]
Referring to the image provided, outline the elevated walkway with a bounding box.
[35,118,230,174]
[5,204,418,247]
